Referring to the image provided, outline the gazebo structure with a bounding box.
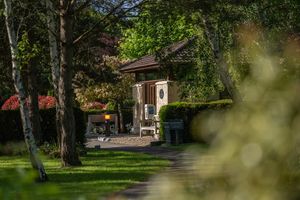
[120,38,196,134]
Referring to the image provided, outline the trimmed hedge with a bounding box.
[0,108,86,144]
[159,99,233,143]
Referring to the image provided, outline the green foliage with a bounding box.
[0,108,86,145]
[119,2,197,59]
[0,168,59,200]
[119,1,300,102]
[159,100,232,142]
[173,35,222,101]
[17,32,41,67]
[105,101,117,110]
[147,18,300,199]
[122,108,134,128]
[0,149,169,199]
[75,56,134,106]
[39,143,60,158]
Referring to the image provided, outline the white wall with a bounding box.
[155,81,179,117]
[132,83,144,134]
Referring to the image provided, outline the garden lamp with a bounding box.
[104,114,111,136]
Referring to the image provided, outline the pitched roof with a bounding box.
[120,37,196,73]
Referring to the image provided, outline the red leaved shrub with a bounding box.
[38,96,56,109]
[1,95,56,110]
[1,95,19,110]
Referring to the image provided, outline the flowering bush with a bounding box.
[38,96,56,109]
[1,95,56,110]
[1,95,19,110]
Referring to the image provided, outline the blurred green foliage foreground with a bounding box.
[0,149,169,200]
[146,27,300,200]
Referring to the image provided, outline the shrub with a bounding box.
[159,99,232,143]
[82,101,106,110]
[0,107,86,145]
[38,96,56,109]
[104,102,116,110]
[0,142,28,156]
[122,108,133,124]
[1,95,19,110]
[39,107,86,144]
[1,95,56,110]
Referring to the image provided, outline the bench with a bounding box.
[86,114,118,135]
[139,119,159,137]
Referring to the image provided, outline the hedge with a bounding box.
[159,99,233,143]
[0,107,86,144]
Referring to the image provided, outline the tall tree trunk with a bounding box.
[4,0,47,181]
[117,102,125,133]
[59,0,81,166]
[202,17,242,102]
[27,29,42,145]
[28,58,42,145]
[45,0,61,149]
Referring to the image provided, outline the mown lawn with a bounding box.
[162,142,209,152]
[0,149,170,200]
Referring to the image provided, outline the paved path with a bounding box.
[85,138,194,200]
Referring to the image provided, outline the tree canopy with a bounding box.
[119,0,300,101]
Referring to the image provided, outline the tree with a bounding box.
[2,0,149,166]
[117,0,251,101]
[170,0,300,102]
[3,0,47,181]
[58,0,82,166]
[93,75,134,133]
[119,0,196,59]
[56,0,148,166]
[0,2,14,102]
[45,0,61,150]
[18,32,43,144]
[1,0,54,144]
[75,56,134,133]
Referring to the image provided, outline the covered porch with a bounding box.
[119,38,196,135]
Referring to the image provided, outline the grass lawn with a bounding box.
[162,142,210,152]
[0,149,170,200]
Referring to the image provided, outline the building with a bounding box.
[120,38,197,134]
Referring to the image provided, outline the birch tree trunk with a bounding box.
[59,0,81,166]
[202,17,242,102]
[45,0,62,149]
[4,0,47,181]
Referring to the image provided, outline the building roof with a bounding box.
[120,37,196,73]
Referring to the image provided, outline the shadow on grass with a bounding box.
[0,149,170,200]
[49,171,150,183]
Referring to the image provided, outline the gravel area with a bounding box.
[86,133,157,147]
[109,134,157,147]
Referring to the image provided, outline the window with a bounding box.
[136,71,164,82]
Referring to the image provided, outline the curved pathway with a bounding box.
[85,137,194,200]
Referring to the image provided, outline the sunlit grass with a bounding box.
[0,149,170,200]
[162,143,209,152]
